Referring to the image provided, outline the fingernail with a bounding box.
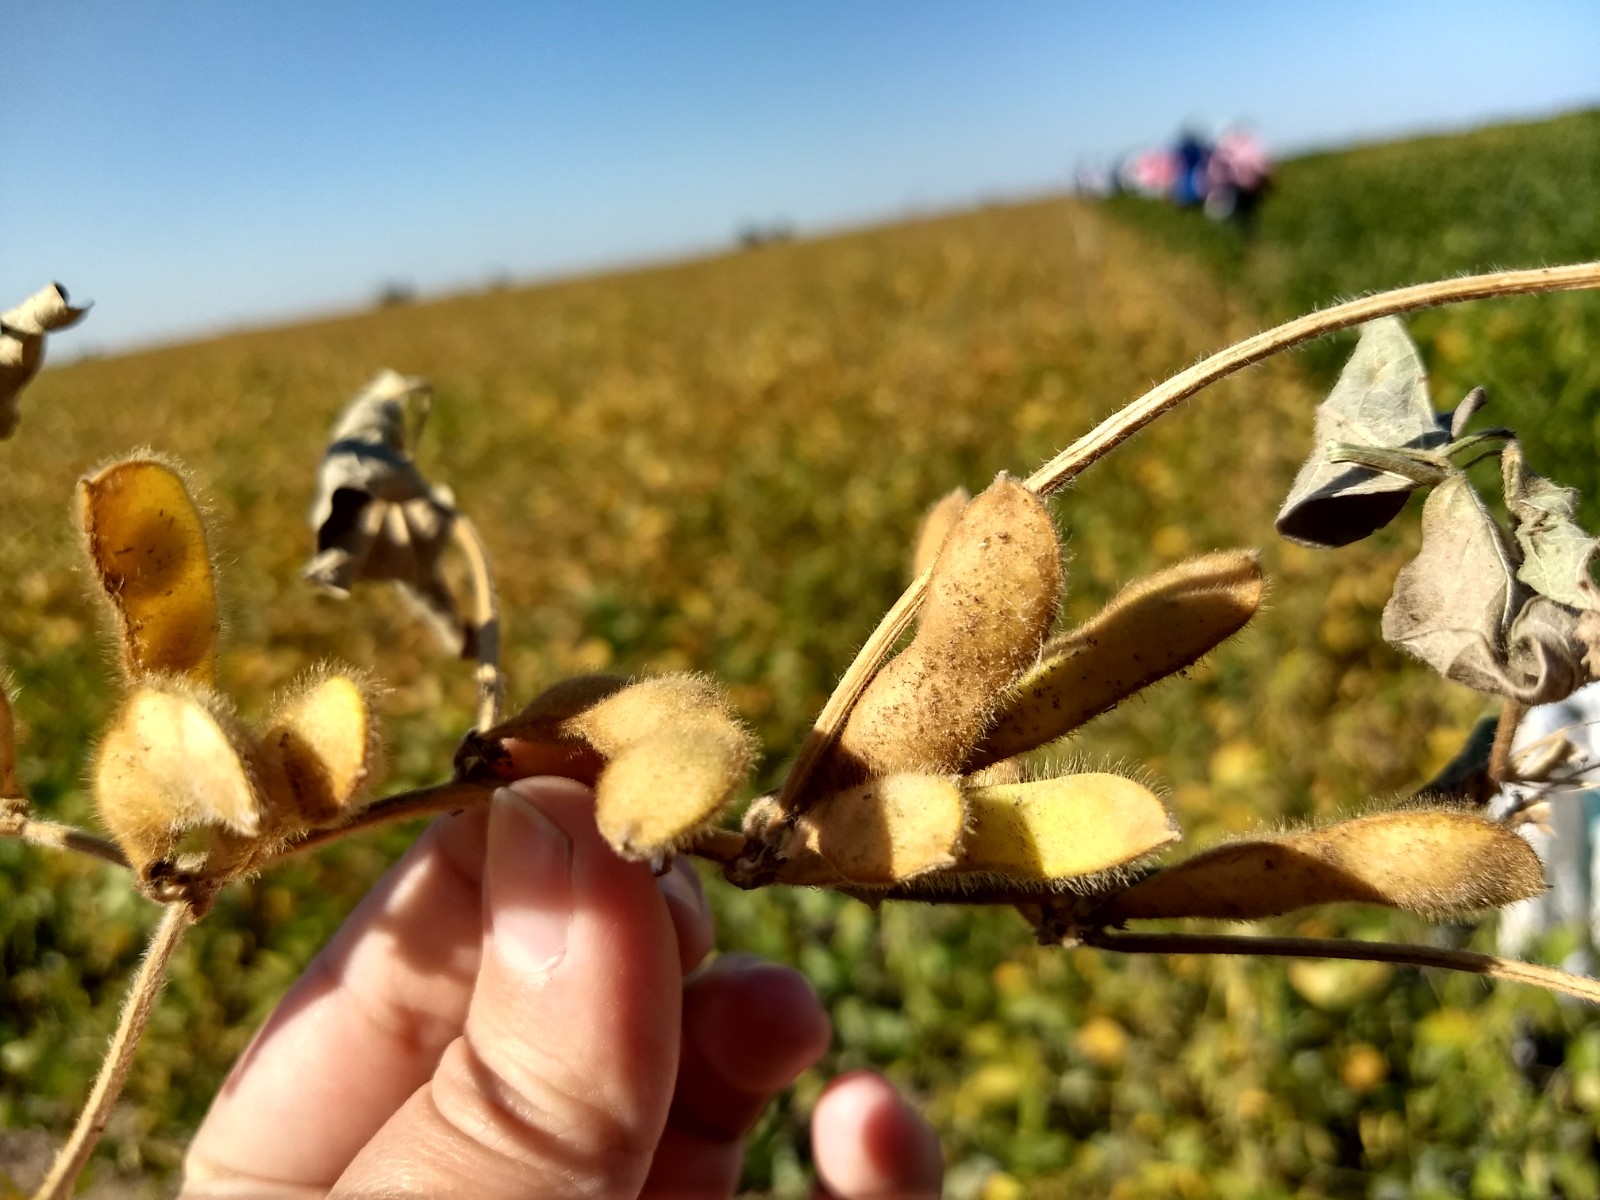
[486,786,574,977]
[656,860,707,924]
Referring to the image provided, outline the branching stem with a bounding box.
[0,808,129,870]
[450,513,504,730]
[1085,928,1600,1005]
[33,903,195,1200]
[275,779,496,862]
[769,262,1600,844]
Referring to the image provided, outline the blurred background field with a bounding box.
[3,111,1600,1197]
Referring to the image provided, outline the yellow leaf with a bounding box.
[79,458,218,683]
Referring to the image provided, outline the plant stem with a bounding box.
[769,262,1600,837]
[33,903,194,1200]
[0,808,129,870]
[1489,700,1528,786]
[275,779,495,861]
[450,513,504,730]
[1085,928,1600,1005]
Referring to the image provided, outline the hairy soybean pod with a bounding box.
[829,474,1062,783]
[79,458,220,685]
[971,549,1262,768]
[783,773,967,886]
[1098,808,1545,924]
[93,683,265,875]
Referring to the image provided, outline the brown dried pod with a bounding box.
[0,283,90,439]
[79,457,220,684]
[258,672,380,828]
[482,673,756,860]
[93,682,267,874]
[828,474,1061,783]
[909,487,970,581]
[971,550,1263,769]
[1097,808,1545,924]
[304,370,467,654]
[779,774,966,887]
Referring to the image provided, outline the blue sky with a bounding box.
[7,1,1598,353]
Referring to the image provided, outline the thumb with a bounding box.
[331,778,684,1198]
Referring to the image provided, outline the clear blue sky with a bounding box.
[7,1,1598,353]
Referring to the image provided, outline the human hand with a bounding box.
[182,773,943,1198]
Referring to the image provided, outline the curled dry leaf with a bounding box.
[259,673,379,827]
[1383,474,1588,703]
[481,673,756,859]
[909,486,970,581]
[0,283,90,439]
[1501,441,1600,611]
[304,370,467,654]
[79,458,219,684]
[827,474,1061,783]
[777,774,966,887]
[910,773,1177,893]
[1097,808,1545,924]
[972,550,1263,768]
[94,683,265,875]
[1276,317,1447,548]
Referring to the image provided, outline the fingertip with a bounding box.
[812,1071,942,1199]
[686,956,832,1095]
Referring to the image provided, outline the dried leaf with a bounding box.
[973,550,1262,767]
[1276,317,1446,548]
[1502,441,1600,610]
[828,474,1061,783]
[79,458,219,684]
[1502,596,1590,706]
[1098,808,1544,923]
[0,283,90,439]
[1381,474,1526,697]
[779,774,966,886]
[94,684,265,873]
[304,371,465,653]
[1448,386,1488,440]
[909,487,969,580]
[260,673,379,827]
[912,773,1177,892]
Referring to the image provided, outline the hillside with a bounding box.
[4,113,1600,1197]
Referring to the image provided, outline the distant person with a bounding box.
[1205,126,1273,224]
[1121,146,1178,198]
[1170,130,1213,207]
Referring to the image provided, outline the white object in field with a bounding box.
[1496,681,1600,971]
